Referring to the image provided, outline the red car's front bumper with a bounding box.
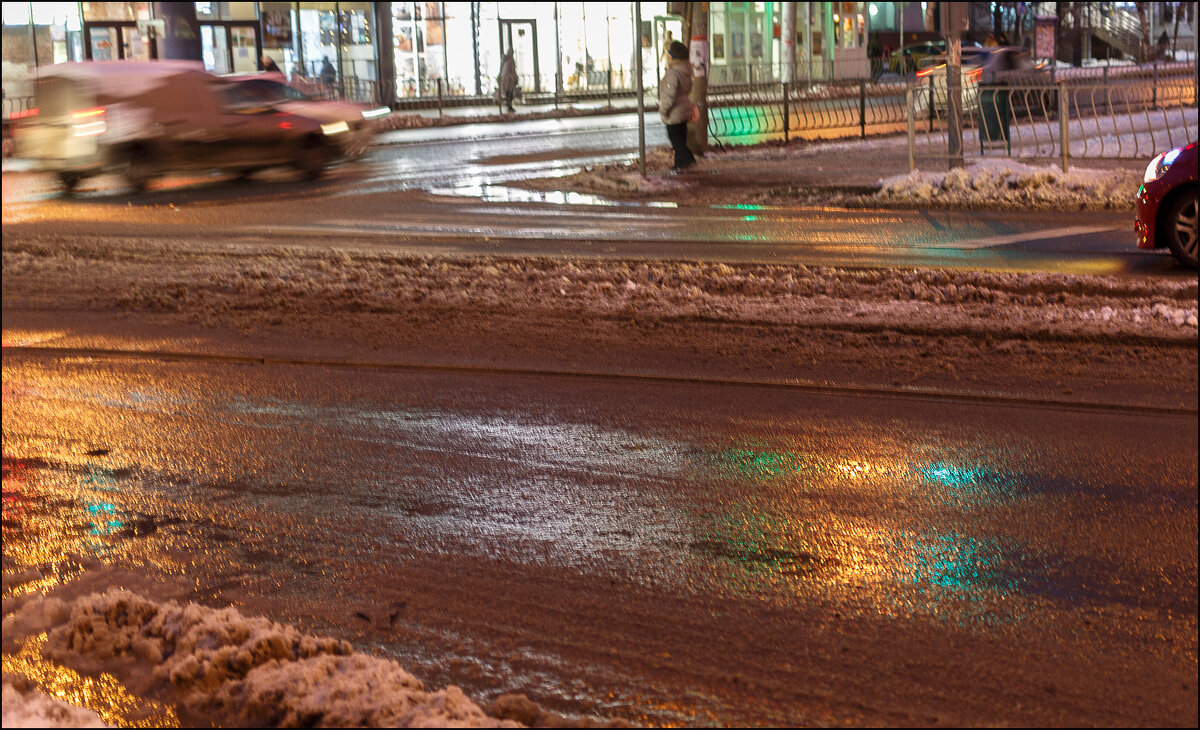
[1134,178,1168,250]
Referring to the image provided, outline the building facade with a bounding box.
[4,1,876,112]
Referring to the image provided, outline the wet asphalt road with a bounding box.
[2,115,1181,277]
[3,350,1196,726]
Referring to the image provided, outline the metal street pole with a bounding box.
[944,2,965,169]
[781,2,797,84]
[635,2,646,177]
[946,33,963,168]
[687,2,709,156]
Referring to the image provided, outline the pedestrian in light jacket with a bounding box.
[659,41,695,171]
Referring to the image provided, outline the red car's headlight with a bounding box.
[1143,146,1183,184]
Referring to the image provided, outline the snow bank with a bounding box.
[4,236,1196,343]
[875,159,1140,210]
[2,683,109,728]
[6,590,521,728]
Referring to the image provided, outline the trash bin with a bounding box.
[979,84,1011,154]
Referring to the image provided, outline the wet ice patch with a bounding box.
[7,590,520,728]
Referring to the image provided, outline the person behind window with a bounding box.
[262,54,282,74]
[320,56,336,95]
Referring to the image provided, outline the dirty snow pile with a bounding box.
[6,235,1194,341]
[875,159,1142,209]
[2,590,522,728]
[2,682,109,728]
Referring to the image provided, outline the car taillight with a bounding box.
[71,106,106,119]
[916,64,944,78]
[10,107,39,120]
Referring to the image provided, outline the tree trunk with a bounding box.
[1172,1,1182,58]
[1135,2,1152,62]
[1080,1,1089,65]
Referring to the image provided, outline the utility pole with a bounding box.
[781,2,797,83]
[635,2,646,177]
[685,2,709,156]
[929,2,966,168]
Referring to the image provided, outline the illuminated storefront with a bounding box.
[3,2,871,113]
[389,2,870,102]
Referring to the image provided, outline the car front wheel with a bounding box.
[1164,188,1198,270]
[294,139,334,180]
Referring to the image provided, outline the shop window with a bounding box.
[32,3,85,65]
[82,2,150,21]
[195,2,258,21]
[3,4,35,103]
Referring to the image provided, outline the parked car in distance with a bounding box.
[1136,142,1198,269]
[13,61,345,192]
[890,41,944,74]
[222,72,390,157]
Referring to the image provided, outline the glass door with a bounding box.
[120,26,152,60]
[653,16,683,85]
[229,25,260,74]
[89,26,117,60]
[201,25,231,74]
[87,23,150,60]
[499,20,539,92]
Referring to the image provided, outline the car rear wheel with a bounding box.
[125,146,155,193]
[57,172,83,193]
[1164,189,1198,270]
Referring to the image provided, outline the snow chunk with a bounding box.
[11,590,519,728]
[2,683,109,728]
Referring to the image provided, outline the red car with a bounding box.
[1136,141,1198,269]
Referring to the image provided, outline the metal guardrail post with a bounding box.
[859,80,866,138]
[1152,62,1158,109]
[928,75,934,133]
[907,87,915,172]
[437,79,443,117]
[1059,85,1069,172]
[783,81,790,143]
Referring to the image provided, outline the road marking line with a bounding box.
[932,225,1122,249]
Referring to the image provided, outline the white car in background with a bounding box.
[223,73,390,157]
[914,47,1048,116]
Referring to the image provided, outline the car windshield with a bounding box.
[231,79,315,103]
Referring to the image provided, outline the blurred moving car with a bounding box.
[914,47,1047,114]
[1136,142,1198,269]
[12,61,346,192]
[223,73,390,157]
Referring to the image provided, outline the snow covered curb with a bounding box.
[3,590,522,728]
[4,237,1196,342]
[875,160,1143,210]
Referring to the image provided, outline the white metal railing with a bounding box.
[906,77,1197,171]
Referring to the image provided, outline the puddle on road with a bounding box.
[6,356,1192,638]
